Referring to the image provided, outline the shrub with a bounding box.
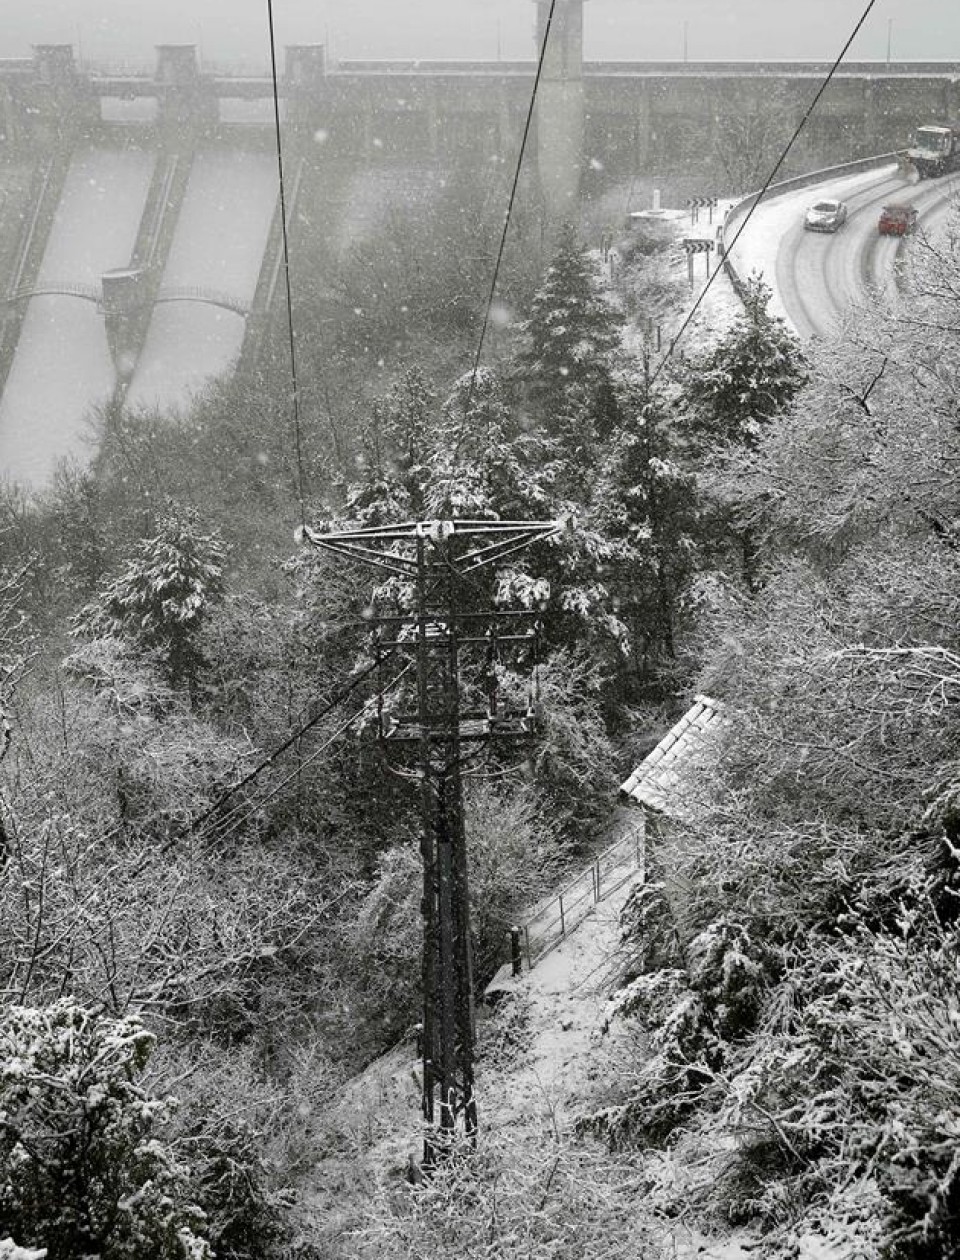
[0,1001,210,1259]
[351,1131,656,1259]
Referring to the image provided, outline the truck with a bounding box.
[906,125,960,179]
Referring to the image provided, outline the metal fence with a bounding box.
[511,819,644,971]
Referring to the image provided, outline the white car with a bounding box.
[804,199,848,232]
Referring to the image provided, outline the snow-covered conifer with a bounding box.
[516,222,624,429]
[682,274,806,448]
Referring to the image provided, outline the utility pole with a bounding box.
[300,518,562,1164]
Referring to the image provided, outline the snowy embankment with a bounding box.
[313,861,759,1259]
[607,198,745,364]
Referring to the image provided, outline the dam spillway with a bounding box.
[0,145,154,486]
[125,148,279,413]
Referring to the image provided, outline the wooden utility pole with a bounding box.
[300,518,562,1163]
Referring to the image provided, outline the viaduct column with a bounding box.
[533,0,588,225]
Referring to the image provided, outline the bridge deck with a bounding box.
[7,58,955,98]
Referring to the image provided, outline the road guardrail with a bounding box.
[719,150,907,303]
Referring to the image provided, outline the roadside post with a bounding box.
[510,926,523,976]
[681,237,714,284]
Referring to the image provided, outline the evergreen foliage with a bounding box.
[590,384,701,689]
[681,274,806,448]
[515,222,624,430]
[0,1001,210,1259]
[601,214,960,1256]
[73,507,226,696]
[426,368,560,520]
[10,145,939,1259]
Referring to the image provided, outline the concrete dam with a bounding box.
[0,35,958,485]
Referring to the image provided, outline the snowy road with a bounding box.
[724,164,960,338]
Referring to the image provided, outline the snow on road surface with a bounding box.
[0,146,154,487]
[723,164,904,334]
[723,164,960,339]
[126,148,278,412]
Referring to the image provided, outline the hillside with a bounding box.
[307,861,763,1259]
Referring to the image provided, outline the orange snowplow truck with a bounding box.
[907,125,960,179]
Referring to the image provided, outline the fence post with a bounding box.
[524,925,532,969]
[594,859,601,901]
[559,894,565,937]
[510,926,523,976]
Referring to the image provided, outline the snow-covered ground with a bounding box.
[318,854,762,1259]
[611,199,745,363]
[125,148,278,412]
[0,147,154,487]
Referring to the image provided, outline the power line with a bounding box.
[80,653,395,884]
[166,652,392,854]
[202,661,413,847]
[203,706,365,847]
[649,0,882,390]
[467,0,559,407]
[266,0,308,524]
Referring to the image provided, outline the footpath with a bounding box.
[313,828,761,1259]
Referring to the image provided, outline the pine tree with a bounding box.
[73,505,226,698]
[682,275,806,449]
[425,367,559,521]
[515,222,624,434]
[341,367,436,527]
[591,383,701,694]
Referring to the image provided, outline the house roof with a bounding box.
[619,694,724,817]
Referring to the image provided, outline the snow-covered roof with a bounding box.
[620,694,724,817]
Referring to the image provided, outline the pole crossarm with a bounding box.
[297,518,565,578]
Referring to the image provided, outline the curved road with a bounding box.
[724,165,960,339]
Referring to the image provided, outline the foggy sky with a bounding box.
[4,0,959,70]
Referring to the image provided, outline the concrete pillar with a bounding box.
[635,80,651,168]
[533,0,589,225]
[863,80,879,155]
[946,78,960,127]
[0,84,19,148]
[33,44,77,88]
[285,44,326,130]
[363,98,375,159]
[286,43,327,87]
[101,269,150,384]
[30,45,93,142]
[156,44,200,87]
[497,87,514,160]
[154,45,214,133]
